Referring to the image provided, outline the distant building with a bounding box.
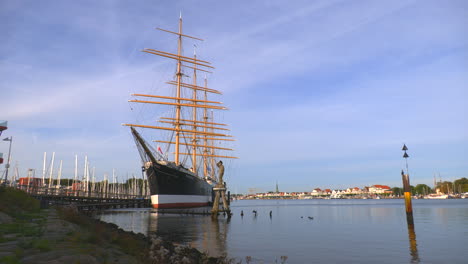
[311,188,323,196]
[18,177,42,187]
[369,185,391,194]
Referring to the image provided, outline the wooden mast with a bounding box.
[203,77,209,178]
[174,14,183,165]
[191,49,198,172]
[210,111,216,180]
[122,17,238,174]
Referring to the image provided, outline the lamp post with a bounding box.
[3,136,13,185]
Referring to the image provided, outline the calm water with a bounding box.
[98,199,468,263]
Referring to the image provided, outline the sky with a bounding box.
[1,0,467,193]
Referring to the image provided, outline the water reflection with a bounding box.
[407,223,420,263]
[147,211,229,257]
[97,200,468,263]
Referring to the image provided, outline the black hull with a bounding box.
[130,127,213,208]
[145,162,213,208]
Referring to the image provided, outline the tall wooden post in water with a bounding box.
[401,144,413,225]
[401,144,419,262]
[211,160,231,218]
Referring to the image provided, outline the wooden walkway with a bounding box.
[31,194,151,211]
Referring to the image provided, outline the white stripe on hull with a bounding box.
[151,194,211,208]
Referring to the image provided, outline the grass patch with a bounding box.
[0,255,21,264]
[14,248,23,259]
[18,239,33,249]
[32,239,51,252]
[57,207,149,260]
[0,187,40,216]
[0,222,42,237]
[0,233,14,242]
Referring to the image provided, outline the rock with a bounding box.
[0,211,13,224]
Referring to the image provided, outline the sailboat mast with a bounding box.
[174,15,183,165]
[74,155,77,188]
[203,77,209,178]
[123,18,238,169]
[42,152,46,186]
[48,152,55,188]
[57,160,62,187]
[210,111,216,180]
[191,50,198,173]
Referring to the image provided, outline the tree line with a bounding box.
[391,177,468,195]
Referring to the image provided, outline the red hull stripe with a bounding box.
[152,202,209,209]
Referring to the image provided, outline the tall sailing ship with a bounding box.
[123,16,237,209]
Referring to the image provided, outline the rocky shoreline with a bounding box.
[0,187,234,264]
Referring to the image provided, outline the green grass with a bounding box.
[0,255,21,264]
[0,187,40,216]
[0,234,14,243]
[32,239,51,252]
[0,222,42,237]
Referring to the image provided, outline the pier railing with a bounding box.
[14,184,150,199]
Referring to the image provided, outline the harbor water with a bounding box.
[98,199,468,263]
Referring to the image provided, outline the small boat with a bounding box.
[424,193,449,199]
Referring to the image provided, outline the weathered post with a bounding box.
[211,160,231,218]
[401,144,413,225]
[401,144,419,262]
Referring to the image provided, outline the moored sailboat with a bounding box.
[123,16,237,209]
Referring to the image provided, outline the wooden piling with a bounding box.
[211,185,231,218]
[402,170,414,225]
[401,144,413,226]
[211,160,231,218]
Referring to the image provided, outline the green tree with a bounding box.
[436,181,453,194]
[454,177,468,193]
[391,187,403,196]
[414,184,432,195]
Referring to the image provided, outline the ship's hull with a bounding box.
[146,161,213,209]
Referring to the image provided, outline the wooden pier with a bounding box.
[31,194,151,211]
[14,184,151,211]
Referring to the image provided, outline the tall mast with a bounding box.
[42,152,46,186]
[57,160,62,187]
[123,17,238,170]
[84,155,88,192]
[203,77,209,178]
[74,155,77,187]
[191,47,198,172]
[210,111,216,180]
[174,14,183,165]
[48,152,55,188]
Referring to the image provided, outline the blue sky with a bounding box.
[1,0,467,193]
